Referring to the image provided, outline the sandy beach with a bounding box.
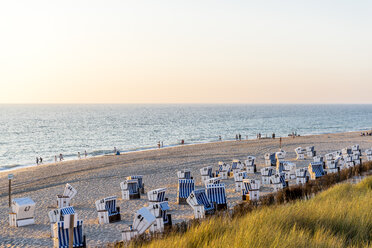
[0,131,371,247]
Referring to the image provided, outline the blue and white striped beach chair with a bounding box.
[265,153,276,166]
[187,189,214,219]
[233,171,248,192]
[127,175,145,194]
[147,188,167,203]
[206,183,227,210]
[271,173,287,192]
[242,179,260,201]
[261,167,273,185]
[121,179,140,200]
[53,220,86,248]
[308,162,326,180]
[95,196,121,224]
[177,179,195,204]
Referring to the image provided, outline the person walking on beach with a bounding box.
[39,157,43,164]
[239,134,241,141]
[59,153,63,161]
[158,141,161,149]
[114,147,117,154]
[161,141,164,148]
[36,157,39,165]
[85,150,87,158]
[235,134,238,141]
[78,152,81,159]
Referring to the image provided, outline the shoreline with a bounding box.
[1,128,371,174]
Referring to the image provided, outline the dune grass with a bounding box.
[127,175,372,248]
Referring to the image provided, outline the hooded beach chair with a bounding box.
[275,151,286,161]
[120,179,140,200]
[308,162,326,180]
[52,219,86,248]
[187,189,214,219]
[234,171,248,192]
[57,183,77,208]
[271,173,288,192]
[216,162,229,179]
[177,179,195,204]
[295,168,308,184]
[122,207,156,242]
[295,147,305,160]
[261,167,274,185]
[200,166,214,184]
[147,201,172,232]
[95,196,121,224]
[9,197,35,227]
[245,156,257,174]
[147,188,167,203]
[365,149,372,161]
[230,159,243,176]
[126,175,145,194]
[306,146,316,158]
[242,179,260,201]
[264,153,276,166]
[177,169,192,179]
[49,206,76,238]
[206,183,227,210]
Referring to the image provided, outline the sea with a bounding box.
[1,104,371,171]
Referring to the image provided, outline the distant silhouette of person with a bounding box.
[219,136,222,141]
[158,141,161,149]
[114,147,117,154]
[235,134,238,140]
[39,157,43,164]
[239,134,241,141]
[85,150,87,158]
[59,153,63,161]
[55,155,57,163]
[78,152,81,159]
[36,157,39,165]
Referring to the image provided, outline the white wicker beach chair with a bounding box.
[295,168,308,184]
[95,196,121,224]
[122,207,156,242]
[187,189,214,219]
[56,183,77,209]
[177,169,192,179]
[9,197,35,227]
[120,179,140,200]
[261,167,274,185]
[245,156,256,174]
[242,179,260,201]
[271,173,287,192]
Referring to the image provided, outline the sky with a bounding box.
[0,0,371,104]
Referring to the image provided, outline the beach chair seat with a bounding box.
[187,189,214,219]
[271,173,288,192]
[122,207,156,241]
[177,179,195,204]
[264,153,276,166]
[242,179,260,201]
[206,183,227,210]
[126,175,145,194]
[147,188,167,203]
[177,169,192,179]
[95,196,120,224]
[9,197,35,227]
[308,162,326,180]
[120,179,140,200]
[53,220,86,248]
[261,167,273,185]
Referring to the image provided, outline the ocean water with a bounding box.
[0,104,371,171]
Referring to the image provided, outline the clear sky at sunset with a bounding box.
[0,0,371,104]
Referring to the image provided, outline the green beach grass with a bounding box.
[124,174,372,248]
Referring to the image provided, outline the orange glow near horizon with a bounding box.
[0,1,371,104]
